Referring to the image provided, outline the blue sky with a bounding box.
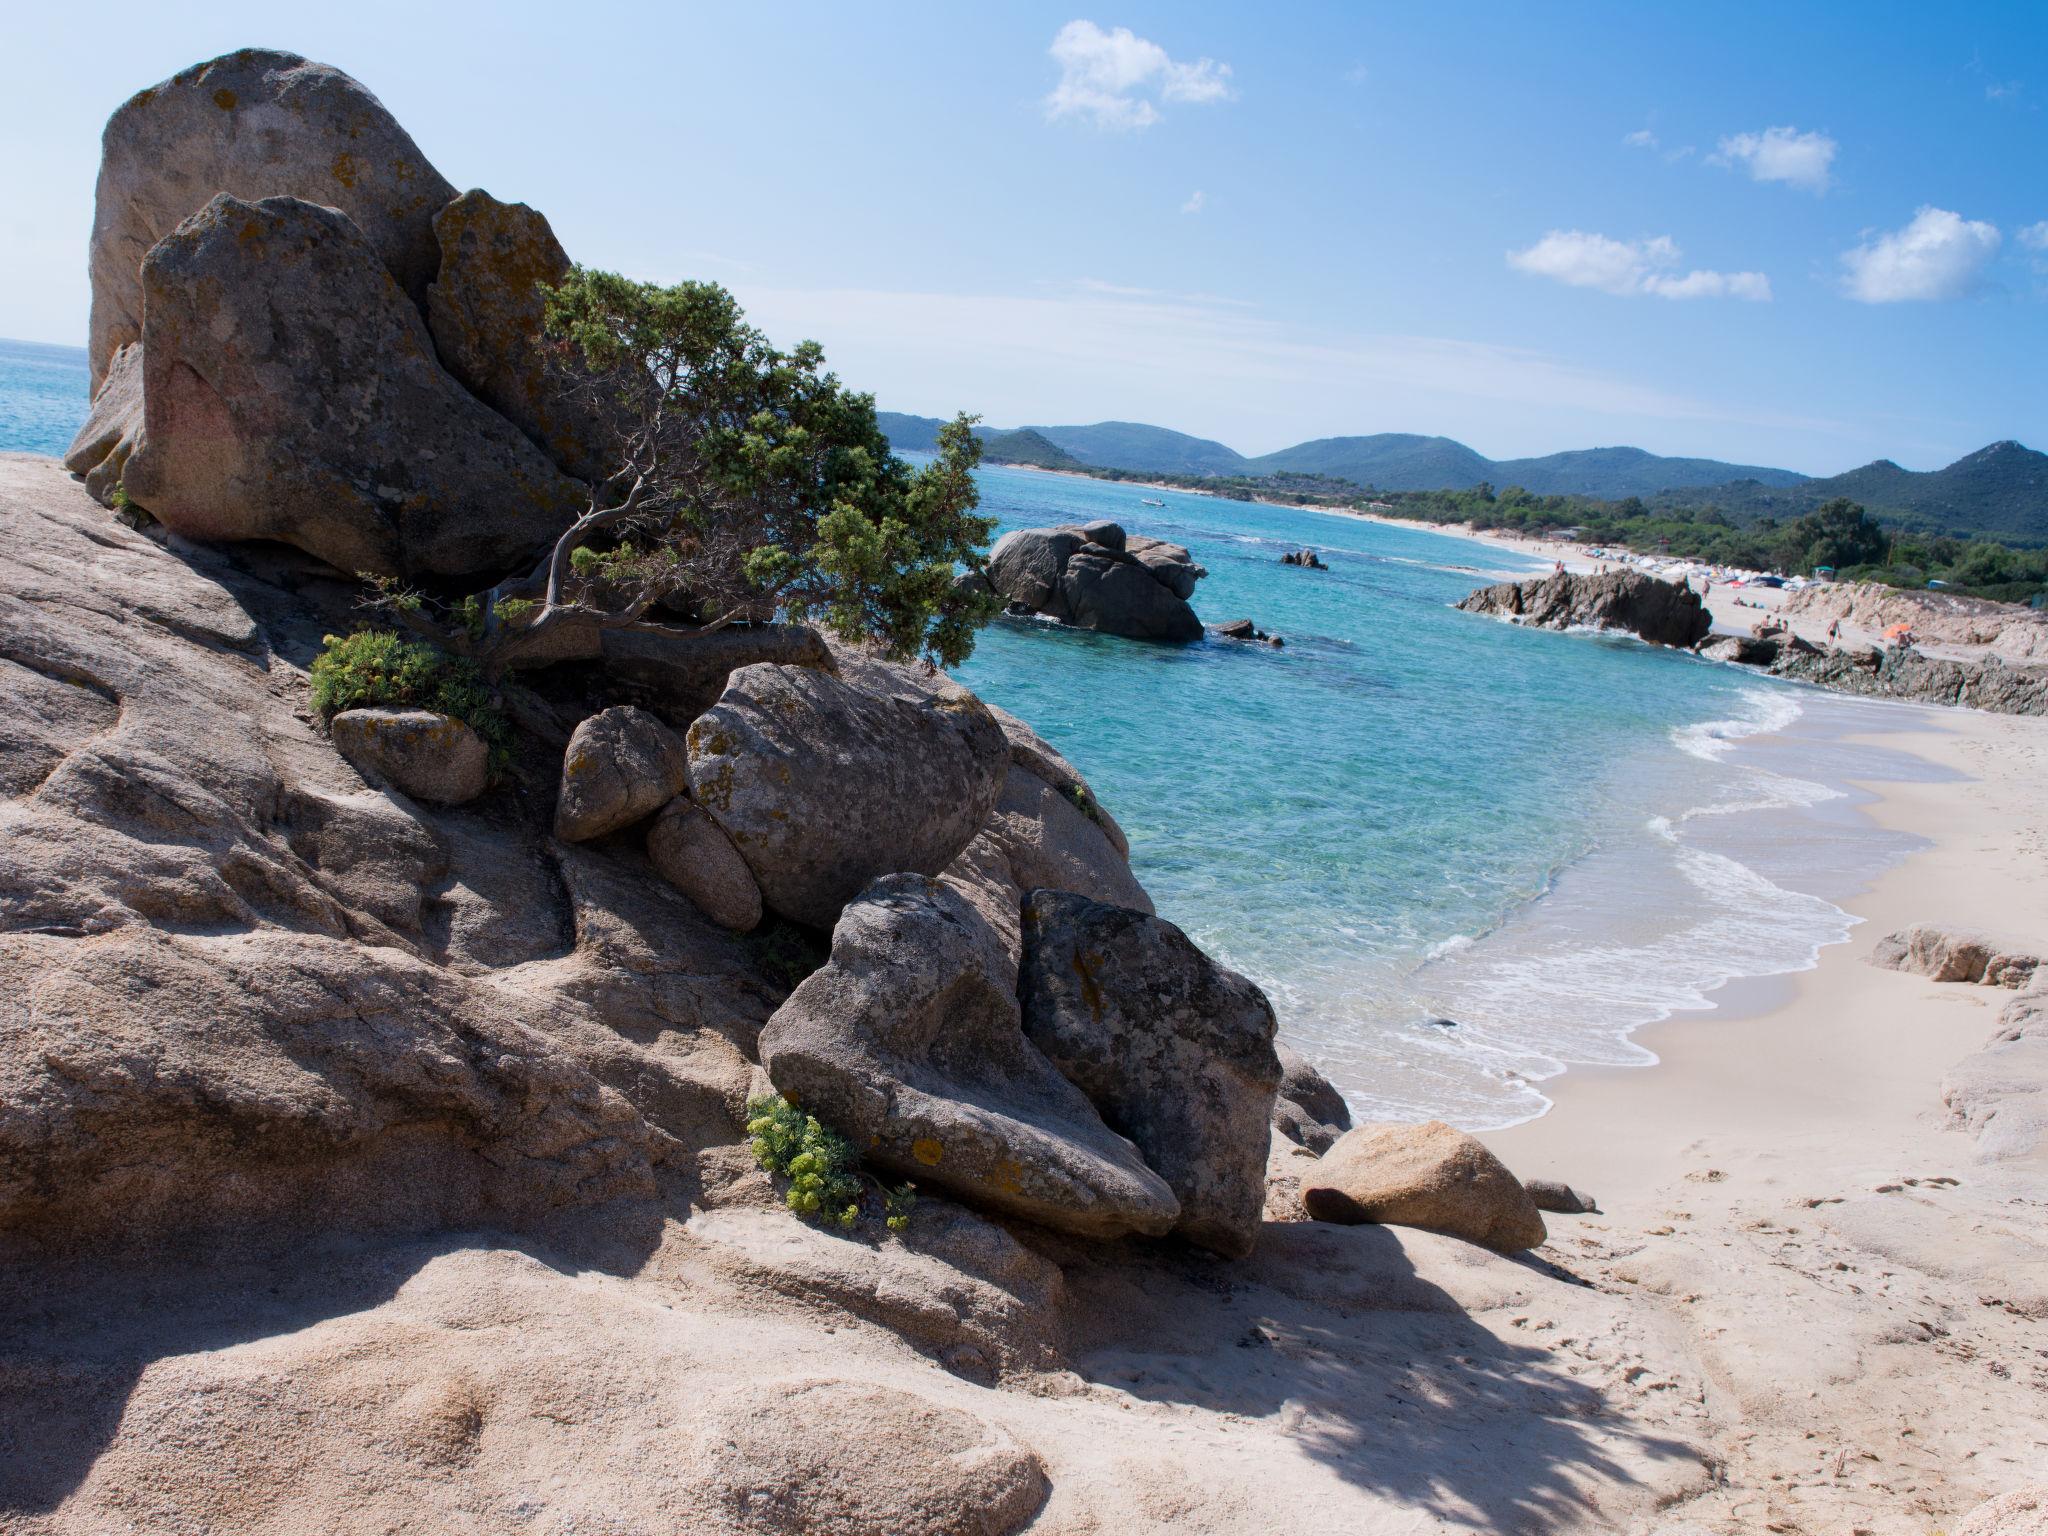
[3,1,2043,473]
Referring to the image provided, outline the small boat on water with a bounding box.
[1140,497,1165,507]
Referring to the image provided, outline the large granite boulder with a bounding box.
[1302,1120,1547,1253]
[1457,569,1710,649]
[553,706,690,842]
[647,796,763,932]
[985,523,1206,642]
[119,194,585,581]
[329,707,489,806]
[760,875,1179,1239]
[425,189,614,480]
[687,661,1008,928]
[1018,891,1282,1257]
[85,49,456,391]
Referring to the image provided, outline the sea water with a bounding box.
[948,464,1934,1128]
[1,339,1933,1128]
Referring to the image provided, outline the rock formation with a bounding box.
[1766,641,2048,716]
[1018,892,1283,1257]
[84,49,456,390]
[115,193,585,581]
[329,708,489,806]
[553,706,691,843]
[1279,548,1327,570]
[758,875,1181,1238]
[1873,924,2041,988]
[981,522,1207,641]
[1302,1120,1548,1253]
[687,661,1009,928]
[1457,569,1711,649]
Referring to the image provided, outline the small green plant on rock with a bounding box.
[1065,782,1103,826]
[309,629,514,766]
[746,1095,916,1231]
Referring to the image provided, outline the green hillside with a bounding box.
[1247,434,1494,489]
[1494,445,1808,498]
[977,428,1082,469]
[1655,440,2048,545]
[1024,421,1247,476]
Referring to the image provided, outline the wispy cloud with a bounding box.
[2018,221,2048,253]
[1840,207,2002,302]
[1711,126,1838,193]
[1507,230,1770,301]
[1181,189,1207,215]
[732,280,1845,460]
[1043,21,1234,130]
[1623,128,1658,150]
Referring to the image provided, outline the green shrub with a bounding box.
[745,1095,915,1231]
[309,630,513,765]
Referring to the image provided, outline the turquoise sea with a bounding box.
[2,336,1928,1127]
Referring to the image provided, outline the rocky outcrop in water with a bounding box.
[1457,569,1711,649]
[981,522,1207,641]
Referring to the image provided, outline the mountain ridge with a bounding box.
[875,411,2044,543]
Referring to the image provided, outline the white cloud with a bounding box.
[1181,189,1207,214]
[1624,128,1658,149]
[2019,220,2048,252]
[1506,230,1771,301]
[1712,126,1838,193]
[1044,21,1234,130]
[1986,80,2022,102]
[1840,207,2002,302]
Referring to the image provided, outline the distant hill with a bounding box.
[1247,434,1493,490]
[977,428,1082,469]
[1659,440,2048,546]
[1022,422,1247,477]
[873,408,2044,544]
[1492,446,1808,499]
[872,412,1082,470]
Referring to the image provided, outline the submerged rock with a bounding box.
[1302,1120,1547,1254]
[329,707,488,806]
[1280,548,1327,570]
[759,875,1180,1239]
[687,661,1007,928]
[1019,891,1282,1257]
[119,194,585,581]
[985,523,1206,642]
[1456,569,1710,649]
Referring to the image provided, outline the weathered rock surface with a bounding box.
[554,705,690,842]
[941,764,1155,983]
[1457,569,1711,649]
[1769,643,2048,717]
[688,662,1007,928]
[0,455,775,1242]
[1524,1178,1599,1215]
[760,875,1179,1239]
[1873,924,2041,988]
[688,1376,1048,1535]
[61,341,144,506]
[1956,1484,2048,1535]
[1272,1042,1353,1154]
[329,707,489,806]
[1303,1120,1548,1253]
[984,702,1131,859]
[425,189,614,480]
[647,796,762,932]
[1279,548,1327,570]
[84,48,457,390]
[985,524,1206,642]
[119,194,585,581]
[1696,632,1782,667]
[1019,891,1282,1256]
